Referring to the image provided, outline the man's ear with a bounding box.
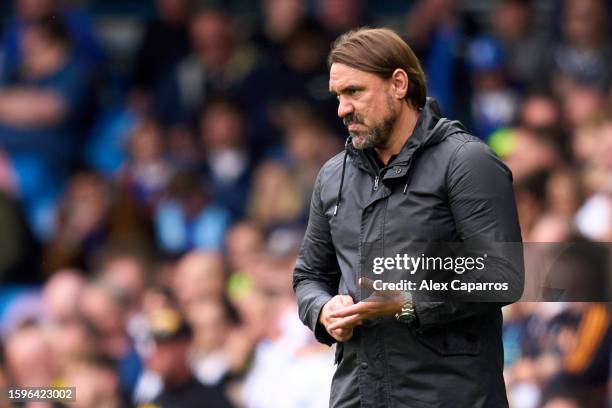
[391,69,409,100]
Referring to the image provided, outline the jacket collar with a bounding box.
[345,97,466,179]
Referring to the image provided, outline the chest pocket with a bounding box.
[415,317,482,356]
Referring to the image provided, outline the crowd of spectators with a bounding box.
[0,0,610,407]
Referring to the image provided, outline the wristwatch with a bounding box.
[395,292,416,324]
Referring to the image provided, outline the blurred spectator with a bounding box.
[560,83,608,130]
[48,317,96,372]
[83,108,140,178]
[0,17,95,239]
[270,19,342,138]
[225,221,264,275]
[247,161,303,233]
[43,171,112,274]
[228,253,287,343]
[519,93,562,132]
[545,169,585,219]
[514,171,550,240]
[186,299,232,386]
[500,127,561,182]
[283,112,341,205]
[528,214,575,243]
[63,352,125,408]
[155,7,271,134]
[583,118,612,191]
[96,249,149,307]
[142,306,233,407]
[79,279,142,399]
[493,0,551,90]
[43,170,152,275]
[541,394,584,408]
[172,250,226,309]
[224,222,265,311]
[0,289,45,337]
[0,18,91,166]
[240,256,333,408]
[504,303,546,408]
[131,0,192,106]
[4,323,58,387]
[543,241,609,301]
[250,0,306,65]
[467,35,519,140]
[155,170,230,254]
[545,303,611,407]
[571,119,599,166]
[574,117,612,241]
[314,0,364,38]
[554,0,611,94]
[199,98,253,219]
[1,0,105,71]
[165,123,201,169]
[117,118,174,210]
[41,268,85,322]
[575,193,612,242]
[404,0,473,119]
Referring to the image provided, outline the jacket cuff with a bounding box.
[311,295,336,345]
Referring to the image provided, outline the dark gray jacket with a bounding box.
[293,99,524,408]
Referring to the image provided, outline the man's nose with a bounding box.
[337,97,354,118]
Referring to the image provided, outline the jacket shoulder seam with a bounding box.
[444,136,474,189]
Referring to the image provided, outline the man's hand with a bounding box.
[327,278,405,331]
[320,295,356,342]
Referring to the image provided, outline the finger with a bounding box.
[330,303,365,318]
[332,329,353,342]
[338,295,355,306]
[328,314,363,331]
[331,327,351,338]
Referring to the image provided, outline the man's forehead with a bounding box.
[329,63,382,92]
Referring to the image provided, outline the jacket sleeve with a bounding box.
[414,140,524,330]
[293,166,341,345]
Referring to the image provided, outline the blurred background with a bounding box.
[0,0,610,407]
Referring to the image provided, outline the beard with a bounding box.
[344,100,399,150]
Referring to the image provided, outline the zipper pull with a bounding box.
[374,175,379,191]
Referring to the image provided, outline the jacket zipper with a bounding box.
[373,159,409,192]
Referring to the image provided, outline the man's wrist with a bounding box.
[314,296,336,345]
[394,292,416,324]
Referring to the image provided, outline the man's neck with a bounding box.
[376,106,420,165]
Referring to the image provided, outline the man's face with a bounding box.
[329,63,399,150]
[148,339,189,379]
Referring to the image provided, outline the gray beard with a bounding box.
[350,110,398,150]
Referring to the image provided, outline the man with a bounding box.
[140,307,233,408]
[0,16,91,160]
[0,16,94,239]
[293,28,523,408]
